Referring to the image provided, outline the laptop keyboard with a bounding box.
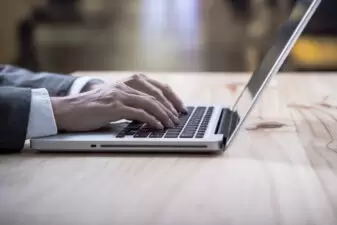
[116,106,214,139]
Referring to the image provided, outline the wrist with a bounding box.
[50,96,72,131]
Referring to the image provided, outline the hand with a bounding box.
[86,74,187,115]
[51,84,180,132]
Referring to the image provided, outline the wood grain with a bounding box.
[1,72,337,225]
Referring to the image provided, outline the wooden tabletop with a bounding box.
[1,72,337,225]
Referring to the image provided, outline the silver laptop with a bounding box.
[31,0,321,153]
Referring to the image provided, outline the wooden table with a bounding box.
[1,72,337,225]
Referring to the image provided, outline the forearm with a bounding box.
[0,65,76,96]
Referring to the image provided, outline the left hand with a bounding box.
[87,74,187,116]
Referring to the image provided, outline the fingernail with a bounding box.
[172,107,179,116]
[183,106,188,113]
[156,122,164,129]
[168,120,175,128]
[173,116,180,124]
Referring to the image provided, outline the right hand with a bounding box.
[51,84,180,132]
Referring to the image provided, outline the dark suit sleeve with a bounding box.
[0,87,31,152]
[0,64,76,96]
[0,65,78,152]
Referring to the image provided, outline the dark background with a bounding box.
[1,0,337,74]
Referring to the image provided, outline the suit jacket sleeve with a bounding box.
[0,86,31,152]
[0,64,76,96]
[0,65,77,152]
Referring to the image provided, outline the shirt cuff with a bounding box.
[26,89,58,139]
[68,76,104,95]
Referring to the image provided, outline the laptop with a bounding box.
[31,0,321,153]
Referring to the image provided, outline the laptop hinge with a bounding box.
[215,108,240,150]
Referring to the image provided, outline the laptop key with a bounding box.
[126,106,196,139]
[165,130,181,137]
[125,130,138,136]
[180,130,196,136]
[166,129,181,132]
[198,128,207,133]
[149,130,167,138]
[179,106,206,138]
[116,133,126,138]
[163,108,195,138]
[165,134,179,138]
[180,133,195,138]
[149,134,165,138]
[194,107,214,138]
[134,132,150,138]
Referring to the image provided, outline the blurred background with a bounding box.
[0,0,336,74]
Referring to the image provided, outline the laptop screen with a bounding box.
[224,0,321,148]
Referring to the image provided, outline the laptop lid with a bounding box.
[223,0,322,149]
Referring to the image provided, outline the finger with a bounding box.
[120,84,179,125]
[157,100,180,125]
[143,80,179,117]
[126,76,179,116]
[121,106,163,129]
[141,80,178,116]
[144,76,187,113]
[123,93,175,128]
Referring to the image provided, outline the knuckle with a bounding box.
[115,83,124,89]
[145,95,156,102]
[131,74,142,80]
[111,90,121,99]
[115,99,123,107]
[113,91,128,103]
[110,99,123,109]
[139,73,147,78]
[163,84,172,91]
[137,109,147,117]
[151,89,163,98]
[99,90,116,103]
[131,73,147,81]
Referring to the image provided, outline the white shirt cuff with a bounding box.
[26,77,103,139]
[26,88,58,139]
[68,76,98,95]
